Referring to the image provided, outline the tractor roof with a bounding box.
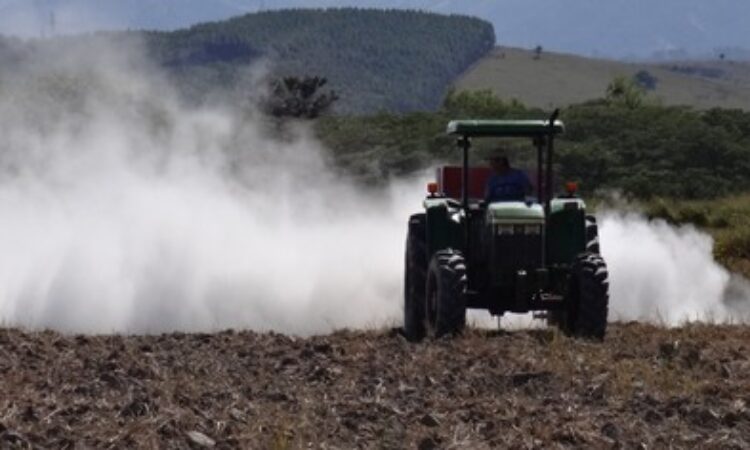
[446,120,565,137]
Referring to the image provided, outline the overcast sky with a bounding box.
[0,0,747,59]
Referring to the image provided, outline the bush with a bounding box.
[716,228,750,260]
[634,70,658,91]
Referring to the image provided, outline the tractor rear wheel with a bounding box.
[559,253,609,340]
[546,219,601,330]
[404,214,427,342]
[425,249,467,338]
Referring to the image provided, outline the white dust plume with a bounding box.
[600,211,750,324]
[0,38,421,335]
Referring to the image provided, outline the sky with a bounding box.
[0,0,747,60]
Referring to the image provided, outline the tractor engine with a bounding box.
[483,202,545,311]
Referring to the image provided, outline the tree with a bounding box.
[266,76,339,119]
[633,70,658,91]
[442,89,530,119]
[533,45,543,60]
[606,76,645,109]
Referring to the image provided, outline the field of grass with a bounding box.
[455,46,750,110]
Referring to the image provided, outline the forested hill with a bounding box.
[143,9,495,113]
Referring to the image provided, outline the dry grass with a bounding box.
[1,323,750,448]
[455,46,750,110]
[642,194,750,278]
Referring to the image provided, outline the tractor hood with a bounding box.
[487,202,545,224]
[550,198,586,213]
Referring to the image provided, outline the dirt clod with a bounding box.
[186,431,215,448]
[419,414,440,427]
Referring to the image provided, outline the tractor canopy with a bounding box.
[446,120,565,137]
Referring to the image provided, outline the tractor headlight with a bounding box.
[525,225,542,235]
[497,224,514,235]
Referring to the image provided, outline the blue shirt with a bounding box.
[485,169,532,202]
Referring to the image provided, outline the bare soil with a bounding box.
[1,323,750,449]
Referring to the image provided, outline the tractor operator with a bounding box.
[485,154,532,203]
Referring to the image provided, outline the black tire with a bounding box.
[585,215,600,254]
[404,214,427,342]
[425,249,467,338]
[558,253,610,340]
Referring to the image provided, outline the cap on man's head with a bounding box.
[486,147,510,163]
[485,146,510,161]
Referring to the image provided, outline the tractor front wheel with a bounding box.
[425,249,467,338]
[559,253,610,340]
[404,214,427,342]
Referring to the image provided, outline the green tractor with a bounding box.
[404,111,609,341]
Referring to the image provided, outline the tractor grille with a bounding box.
[491,232,543,284]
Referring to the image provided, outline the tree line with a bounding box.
[317,88,750,200]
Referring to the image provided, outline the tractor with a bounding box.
[403,111,609,341]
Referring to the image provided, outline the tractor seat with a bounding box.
[436,166,491,200]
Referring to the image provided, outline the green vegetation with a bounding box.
[317,90,544,181]
[634,70,659,91]
[643,195,750,276]
[561,103,750,199]
[605,76,646,109]
[0,9,494,114]
[266,76,339,119]
[142,8,495,113]
[318,90,750,200]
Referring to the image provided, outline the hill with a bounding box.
[2,1,750,60]
[455,46,750,110]
[0,9,496,114]
[9,10,750,114]
[143,9,495,113]
[1,324,749,448]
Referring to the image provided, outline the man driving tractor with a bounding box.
[485,152,533,203]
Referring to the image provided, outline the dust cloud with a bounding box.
[0,38,421,334]
[600,212,750,324]
[0,38,746,335]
